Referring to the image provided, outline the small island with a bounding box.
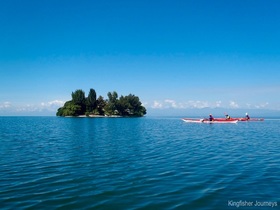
[56,88,147,117]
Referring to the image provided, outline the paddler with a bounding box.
[245,113,250,120]
[209,114,214,121]
[225,114,231,119]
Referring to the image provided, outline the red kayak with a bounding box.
[231,118,264,121]
[182,118,238,124]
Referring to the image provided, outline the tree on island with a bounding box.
[56,88,146,117]
[105,91,119,115]
[71,89,86,115]
[96,96,106,116]
[86,88,97,112]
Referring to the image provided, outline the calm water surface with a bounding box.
[0,117,279,209]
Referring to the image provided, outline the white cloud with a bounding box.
[148,99,277,111]
[1,98,276,116]
[151,101,163,109]
[150,100,213,109]
[41,100,64,108]
[0,101,12,109]
[14,100,64,113]
[0,100,65,115]
[255,102,269,109]
[39,100,65,112]
[164,99,178,108]
[188,100,210,109]
[215,101,222,108]
[229,101,239,108]
[177,102,187,109]
[16,104,38,112]
[142,102,148,106]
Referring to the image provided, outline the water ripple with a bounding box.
[0,117,280,209]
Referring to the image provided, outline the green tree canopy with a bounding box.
[96,95,106,115]
[105,91,119,115]
[72,89,85,105]
[107,91,118,103]
[117,94,146,116]
[86,88,97,112]
[56,100,82,116]
[56,88,146,117]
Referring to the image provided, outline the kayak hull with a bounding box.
[182,118,238,124]
[231,118,264,121]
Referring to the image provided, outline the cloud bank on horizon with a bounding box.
[149,99,270,110]
[0,100,64,116]
[0,99,275,116]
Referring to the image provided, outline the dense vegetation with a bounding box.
[56,89,147,117]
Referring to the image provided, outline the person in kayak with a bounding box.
[209,114,214,121]
[225,114,231,119]
[245,113,250,120]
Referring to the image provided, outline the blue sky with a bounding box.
[0,0,280,116]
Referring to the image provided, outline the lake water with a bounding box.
[0,116,279,209]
